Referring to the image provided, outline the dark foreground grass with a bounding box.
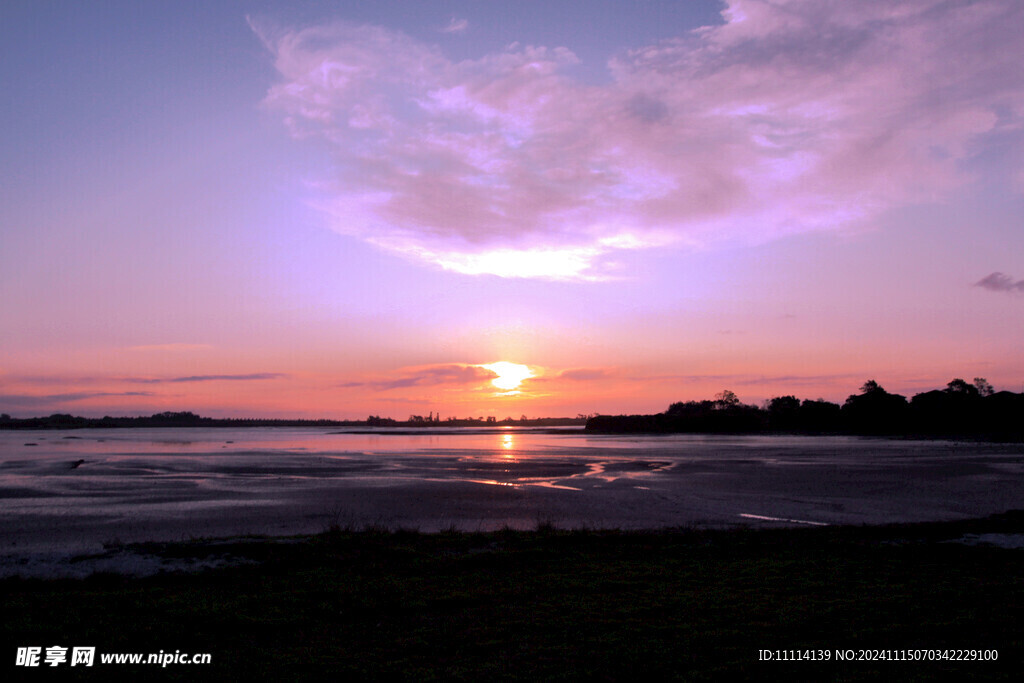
[3,514,1023,681]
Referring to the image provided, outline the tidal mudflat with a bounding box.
[3,427,1024,576]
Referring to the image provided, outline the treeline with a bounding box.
[0,411,587,430]
[0,411,365,430]
[585,378,1024,440]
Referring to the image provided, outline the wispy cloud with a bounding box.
[4,375,108,386]
[255,1,1024,280]
[339,364,495,391]
[126,344,213,352]
[558,368,612,381]
[0,392,154,408]
[975,272,1024,293]
[4,373,284,387]
[441,17,468,34]
[629,372,863,388]
[127,373,287,384]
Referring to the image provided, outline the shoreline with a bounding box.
[4,510,1023,579]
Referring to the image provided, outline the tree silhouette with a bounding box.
[859,380,882,395]
[714,390,740,409]
[973,377,994,397]
[843,381,908,433]
[799,399,841,431]
[766,396,800,430]
[945,378,979,397]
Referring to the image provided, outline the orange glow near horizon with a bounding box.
[480,362,534,392]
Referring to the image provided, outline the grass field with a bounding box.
[3,514,1023,680]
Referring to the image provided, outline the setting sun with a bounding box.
[480,362,534,392]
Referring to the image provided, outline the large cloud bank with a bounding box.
[256,0,1024,280]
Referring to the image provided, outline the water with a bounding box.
[2,427,1023,564]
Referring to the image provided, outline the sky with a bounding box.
[2,0,1023,419]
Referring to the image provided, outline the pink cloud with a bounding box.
[339,363,496,391]
[126,344,213,352]
[975,272,1024,293]
[256,1,1024,279]
[126,373,287,384]
[0,392,154,409]
[441,17,468,34]
[558,368,613,382]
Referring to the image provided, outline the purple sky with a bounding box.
[2,1,1023,418]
